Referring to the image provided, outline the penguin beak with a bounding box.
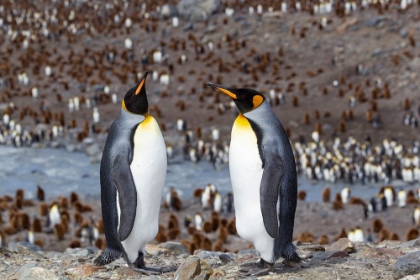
[206,83,237,99]
[135,71,149,95]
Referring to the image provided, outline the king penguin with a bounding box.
[94,71,168,274]
[206,83,301,273]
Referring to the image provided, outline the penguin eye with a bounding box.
[252,95,264,109]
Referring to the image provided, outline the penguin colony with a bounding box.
[0,0,420,276]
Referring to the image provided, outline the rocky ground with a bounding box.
[2,238,420,279]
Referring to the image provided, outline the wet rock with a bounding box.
[85,143,101,156]
[159,242,190,256]
[327,238,356,253]
[219,254,232,264]
[18,264,59,280]
[365,16,388,27]
[177,0,220,21]
[175,256,213,280]
[393,251,420,279]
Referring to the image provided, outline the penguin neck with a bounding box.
[119,108,146,123]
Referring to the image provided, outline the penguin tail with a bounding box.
[281,243,301,263]
[94,247,123,266]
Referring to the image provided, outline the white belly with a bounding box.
[229,116,275,262]
[121,116,167,263]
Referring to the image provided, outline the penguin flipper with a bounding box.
[112,153,137,241]
[260,149,283,239]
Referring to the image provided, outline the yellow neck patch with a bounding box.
[234,114,251,128]
[252,95,263,109]
[122,100,128,111]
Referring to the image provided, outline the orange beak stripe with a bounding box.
[217,88,237,99]
[135,79,145,95]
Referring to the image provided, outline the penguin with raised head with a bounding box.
[206,83,301,275]
[93,72,169,275]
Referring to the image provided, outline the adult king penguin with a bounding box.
[94,72,168,274]
[206,83,301,275]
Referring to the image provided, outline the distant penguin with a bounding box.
[48,203,61,229]
[223,192,234,213]
[341,187,351,204]
[384,187,394,207]
[413,206,420,226]
[94,72,169,274]
[213,192,222,213]
[353,227,364,242]
[397,188,406,208]
[380,194,387,211]
[206,83,301,271]
[195,212,203,231]
[201,185,212,209]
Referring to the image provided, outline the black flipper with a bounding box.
[260,146,284,239]
[112,153,137,241]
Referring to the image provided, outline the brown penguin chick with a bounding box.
[298,231,315,243]
[180,239,196,254]
[298,190,306,201]
[95,237,106,250]
[16,189,24,200]
[70,192,79,205]
[227,217,237,235]
[350,197,367,207]
[334,228,347,241]
[19,212,31,230]
[59,197,69,209]
[38,202,50,217]
[405,227,419,241]
[315,122,323,134]
[213,240,224,252]
[97,219,104,234]
[211,212,220,232]
[303,113,310,125]
[32,217,42,233]
[372,218,384,233]
[167,228,181,240]
[73,202,84,212]
[167,213,179,229]
[61,215,69,233]
[22,200,35,207]
[217,225,229,243]
[389,232,400,241]
[34,239,44,248]
[200,236,212,251]
[155,225,167,243]
[15,196,23,209]
[170,192,183,211]
[314,110,320,120]
[83,204,93,212]
[60,210,70,222]
[338,120,346,133]
[36,185,45,201]
[322,187,331,202]
[292,96,299,107]
[332,193,344,210]
[202,221,213,233]
[193,188,203,198]
[192,233,202,250]
[69,239,81,248]
[402,98,410,110]
[379,228,389,242]
[74,211,83,225]
[54,224,65,240]
[317,235,329,245]
[187,226,197,236]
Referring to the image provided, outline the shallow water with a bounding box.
[0,146,417,202]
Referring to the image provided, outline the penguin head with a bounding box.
[206,83,265,114]
[122,71,149,115]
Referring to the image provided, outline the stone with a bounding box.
[365,16,388,27]
[177,0,220,21]
[371,48,384,57]
[219,254,232,264]
[393,251,420,279]
[159,242,190,256]
[45,251,63,259]
[399,238,420,248]
[85,143,101,156]
[327,238,356,253]
[18,265,60,280]
[174,256,212,280]
[399,28,408,38]
[313,251,348,261]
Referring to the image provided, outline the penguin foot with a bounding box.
[282,259,302,268]
[93,248,123,266]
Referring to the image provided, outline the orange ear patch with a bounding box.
[135,79,145,95]
[252,95,263,109]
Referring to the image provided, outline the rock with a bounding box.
[399,28,408,38]
[85,143,101,156]
[365,16,388,27]
[237,249,258,256]
[18,265,59,280]
[327,238,356,253]
[393,251,420,279]
[45,251,63,259]
[399,238,420,248]
[175,256,213,280]
[313,251,349,261]
[159,242,190,256]
[183,22,194,31]
[177,0,220,21]
[219,254,232,264]
[371,48,384,57]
